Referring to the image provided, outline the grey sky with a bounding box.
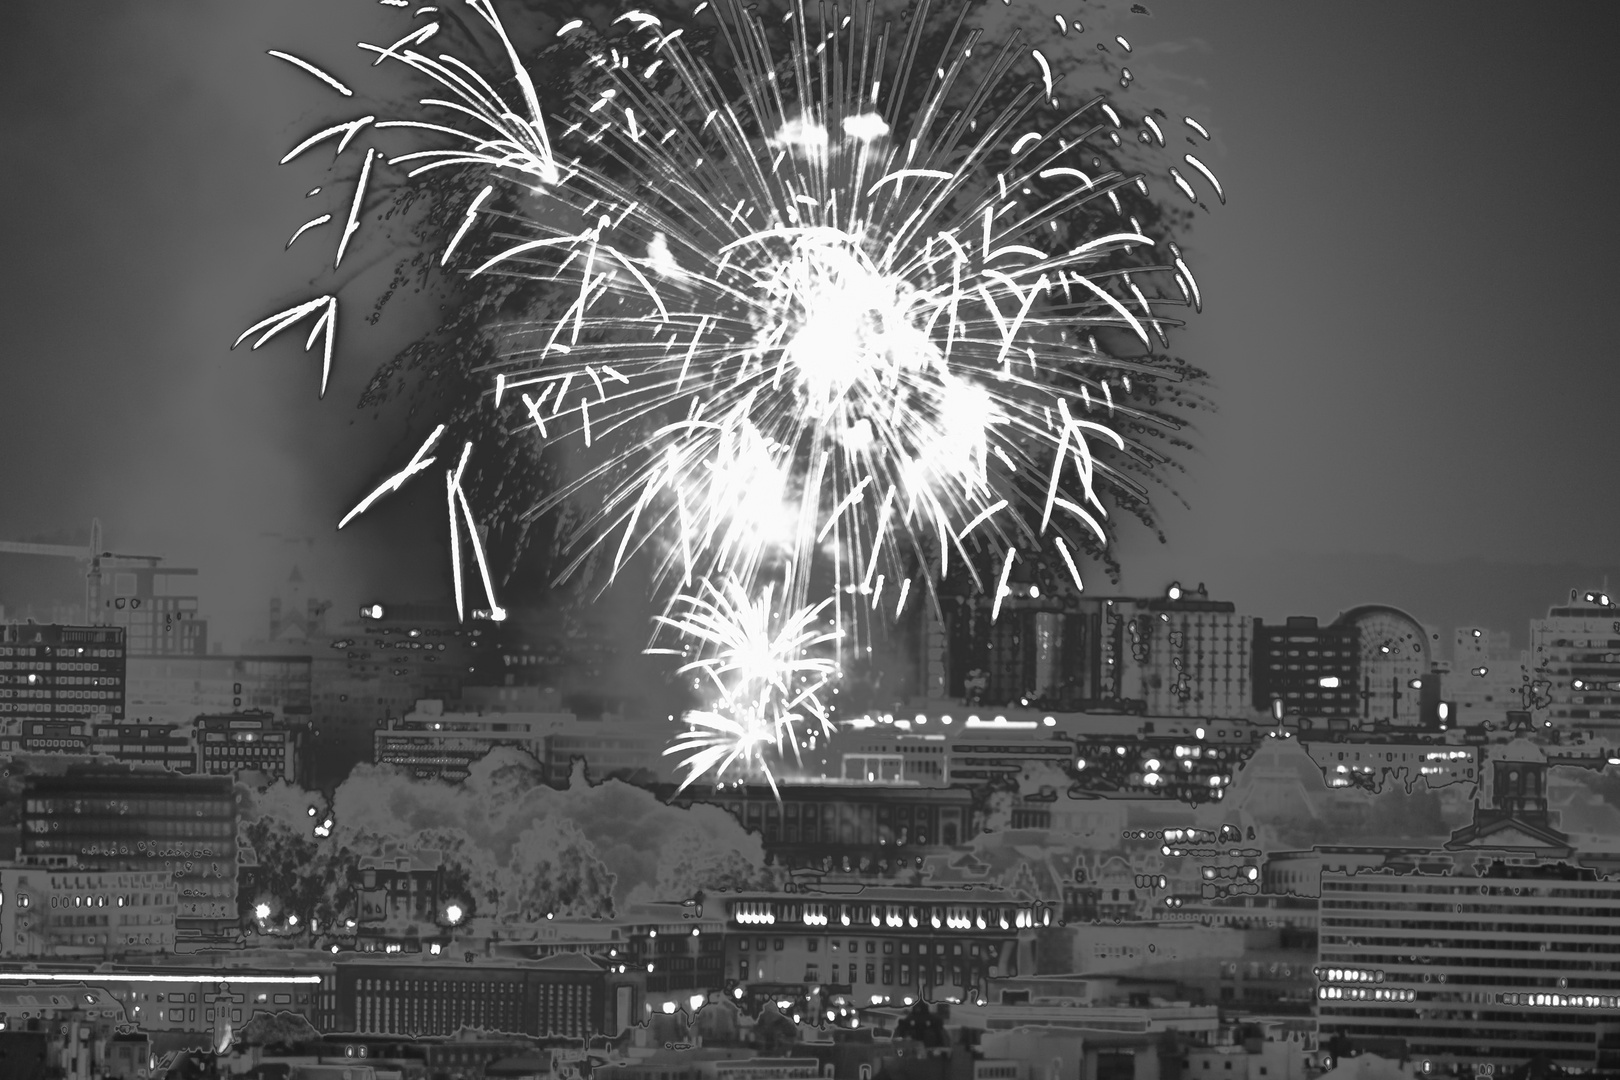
[2,1,1617,648]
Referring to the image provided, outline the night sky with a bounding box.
[3,1,1619,650]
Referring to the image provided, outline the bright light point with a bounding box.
[663,1002,677,1014]
[254,903,271,920]
[445,903,465,925]
[1319,676,1340,688]
[690,995,706,1011]
[286,914,299,927]
[1195,728,1205,740]
[841,112,890,140]
[1028,585,1040,599]
[734,988,745,999]
[1167,583,1181,600]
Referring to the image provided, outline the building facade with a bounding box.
[660,782,978,874]
[87,563,207,657]
[197,710,300,781]
[322,954,607,1039]
[372,702,559,781]
[89,721,196,772]
[1317,863,1620,1072]
[1531,590,1620,733]
[0,867,176,958]
[0,623,125,726]
[713,889,1044,1006]
[124,653,312,725]
[20,770,238,946]
[1252,617,1359,722]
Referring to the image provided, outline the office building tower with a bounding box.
[20,769,238,946]
[0,623,125,725]
[1317,862,1620,1072]
[1252,616,1360,722]
[1531,589,1620,733]
[87,561,207,657]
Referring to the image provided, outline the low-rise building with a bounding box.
[0,867,176,958]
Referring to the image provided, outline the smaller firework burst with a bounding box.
[655,576,839,793]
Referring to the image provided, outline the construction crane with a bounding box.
[0,518,167,624]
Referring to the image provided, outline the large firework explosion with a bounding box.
[241,0,1219,788]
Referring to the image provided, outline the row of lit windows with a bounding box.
[1498,992,1620,1008]
[1319,987,1415,1001]
[1326,899,1620,918]
[1324,881,1620,899]
[1326,917,1620,936]
[1322,951,1620,974]
[0,647,119,658]
[25,797,232,817]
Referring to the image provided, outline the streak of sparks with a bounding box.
[251,0,1221,789]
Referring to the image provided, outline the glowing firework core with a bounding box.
[248,0,1222,794]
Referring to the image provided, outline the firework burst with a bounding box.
[653,577,839,794]
[482,0,1210,625]
[244,0,1220,788]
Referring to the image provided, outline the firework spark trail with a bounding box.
[247,0,1220,787]
[478,0,1211,625]
[653,578,839,794]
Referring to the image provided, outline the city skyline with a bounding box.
[5,2,1620,1078]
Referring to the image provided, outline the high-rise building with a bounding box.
[929,577,1258,718]
[87,562,207,657]
[0,623,125,725]
[1452,627,1530,727]
[1317,862,1620,1072]
[20,769,238,947]
[1530,588,1620,733]
[1118,594,1256,719]
[1252,616,1360,722]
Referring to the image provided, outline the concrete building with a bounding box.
[1316,861,1620,1072]
[1113,595,1256,720]
[660,782,977,875]
[322,953,608,1038]
[86,561,207,657]
[1251,617,1359,723]
[1300,743,1477,792]
[1450,628,1529,728]
[1339,606,1433,730]
[1530,588,1620,734]
[20,769,237,947]
[196,710,300,781]
[713,889,1045,1006]
[123,652,312,726]
[371,700,564,782]
[0,623,125,726]
[90,721,196,773]
[0,867,176,958]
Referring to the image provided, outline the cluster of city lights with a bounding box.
[1318,967,1383,983]
[1319,987,1414,1002]
[846,713,1058,730]
[1498,992,1620,1009]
